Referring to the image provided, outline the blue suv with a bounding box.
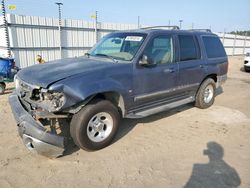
[9,26,228,157]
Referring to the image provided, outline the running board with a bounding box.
[126,96,195,118]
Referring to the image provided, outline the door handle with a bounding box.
[163,68,175,73]
[200,64,204,68]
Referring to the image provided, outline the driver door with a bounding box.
[133,34,179,108]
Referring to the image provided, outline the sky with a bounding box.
[2,0,250,32]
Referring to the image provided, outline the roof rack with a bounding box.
[189,29,212,32]
[141,25,180,30]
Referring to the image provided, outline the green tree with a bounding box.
[229,30,250,36]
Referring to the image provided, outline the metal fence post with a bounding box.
[232,34,236,56]
[222,29,225,45]
[243,33,247,55]
[1,0,11,57]
[56,2,63,58]
[137,16,140,29]
[95,11,98,43]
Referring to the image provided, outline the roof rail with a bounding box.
[141,25,180,30]
[189,29,212,32]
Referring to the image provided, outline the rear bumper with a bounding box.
[9,93,65,158]
[216,74,227,88]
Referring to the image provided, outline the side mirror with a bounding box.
[111,38,122,44]
[139,55,156,67]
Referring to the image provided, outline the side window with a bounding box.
[202,36,226,58]
[178,35,200,61]
[144,35,174,64]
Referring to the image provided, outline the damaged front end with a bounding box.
[9,77,72,158]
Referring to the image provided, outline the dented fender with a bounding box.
[48,77,129,112]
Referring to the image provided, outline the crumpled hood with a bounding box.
[17,57,117,88]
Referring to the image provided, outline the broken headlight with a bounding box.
[41,90,66,112]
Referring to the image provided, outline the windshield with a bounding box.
[89,33,147,61]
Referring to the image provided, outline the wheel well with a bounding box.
[195,74,217,97]
[203,74,217,83]
[91,92,126,117]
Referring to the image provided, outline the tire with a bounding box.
[244,67,250,72]
[195,78,216,109]
[0,83,5,95]
[70,99,120,151]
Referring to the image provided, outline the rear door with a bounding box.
[201,35,228,76]
[176,34,205,97]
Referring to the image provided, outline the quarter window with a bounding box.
[178,35,200,61]
[202,36,226,58]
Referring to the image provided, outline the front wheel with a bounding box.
[70,100,120,151]
[195,78,216,109]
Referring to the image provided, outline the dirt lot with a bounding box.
[0,56,249,188]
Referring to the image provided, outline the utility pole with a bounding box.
[137,16,140,29]
[95,11,98,43]
[168,20,171,26]
[179,20,183,29]
[55,2,63,58]
[1,0,11,57]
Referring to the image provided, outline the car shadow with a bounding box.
[63,87,225,157]
[184,142,241,188]
[63,139,80,156]
[63,103,194,157]
[58,119,81,157]
[112,103,194,144]
[215,86,223,96]
[116,86,224,142]
[240,67,249,73]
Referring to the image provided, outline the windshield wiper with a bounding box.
[94,53,118,63]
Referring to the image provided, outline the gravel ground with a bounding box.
[0,56,249,188]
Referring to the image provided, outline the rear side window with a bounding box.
[178,35,200,61]
[202,36,226,58]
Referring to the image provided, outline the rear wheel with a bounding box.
[70,99,120,151]
[195,78,216,109]
[0,83,6,95]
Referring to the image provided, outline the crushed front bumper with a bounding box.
[9,93,65,158]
